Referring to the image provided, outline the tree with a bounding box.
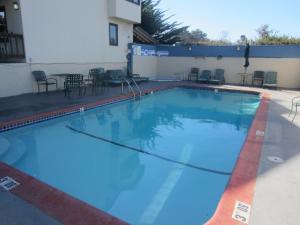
[256,24,275,39]
[180,29,208,45]
[237,35,248,45]
[138,0,189,44]
[255,24,300,45]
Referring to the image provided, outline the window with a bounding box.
[0,6,7,33]
[126,0,140,5]
[109,23,118,46]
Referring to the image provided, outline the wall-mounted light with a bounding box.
[236,46,241,51]
[13,2,19,10]
[188,46,192,51]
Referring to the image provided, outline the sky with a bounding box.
[158,0,300,42]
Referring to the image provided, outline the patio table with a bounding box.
[237,72,253,86]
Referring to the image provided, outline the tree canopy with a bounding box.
[255,24,300,45]
[138,0,188,44]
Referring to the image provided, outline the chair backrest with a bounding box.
[89,68,105,76]
[65,74,83,87]
[89,68,106,81]
[200,70,212,79]
[264,71,277,84]
[32,71,47,82]
[190,68,199,74]
[214,69,225,83]
[106,69,125,80]
[253,71,264,79]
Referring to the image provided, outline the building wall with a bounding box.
[0,0,23,34]
[0,0,140,98]
[19,0,134,64]
[132,55,300,89]
[0,63,32,97]
[131,44,300,89]
[132,55,157,79]
[108,0,141,24]
[156,57,300,89]
[0,61,128,97]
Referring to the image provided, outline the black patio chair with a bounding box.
[105,70,126,86]
[252,71,265,87]
[32,70,57,94]
[89,68,107,95]
[64,74,85,97]
[188,68,200,81]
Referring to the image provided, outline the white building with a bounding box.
[0,0,141,97]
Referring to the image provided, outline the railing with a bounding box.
[0,33,25,62]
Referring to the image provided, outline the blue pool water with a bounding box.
[0,88,260,225]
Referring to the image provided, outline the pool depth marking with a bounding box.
[66,125,232,176]
[232,201,251,224]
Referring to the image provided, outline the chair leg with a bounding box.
[292,105,298,122]
[37,83,40,94]
[46,84,49,95]
[288,103,294,117]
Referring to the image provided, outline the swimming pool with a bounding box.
[0,87,260,225]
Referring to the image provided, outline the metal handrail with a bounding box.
[130,77,142,97]
[124,78,136,99]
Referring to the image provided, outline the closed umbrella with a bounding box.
[243,43,250,70]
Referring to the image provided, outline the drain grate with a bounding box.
[267,156,284,164]
[0,176,20,191]
[256,130,265,137]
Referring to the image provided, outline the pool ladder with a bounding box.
[124,78,142,99]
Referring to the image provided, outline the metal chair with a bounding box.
[252,71,265,87]
[89,68,106,95]
[64,74,85,97]
[263,71,277,89]
[289,96,300,122]
[188,68,199,81]
[32,70,57,94]
[210,69,225,84]
[197,70,212,83]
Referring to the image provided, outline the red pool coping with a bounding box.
[205,92,270,225]
[0,83,270,225]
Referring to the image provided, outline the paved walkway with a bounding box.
[0,189,62,225]
[0,82,299,225]
[251,89,300,225]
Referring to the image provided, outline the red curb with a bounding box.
[0,83,269,225]
[205,93,270,225]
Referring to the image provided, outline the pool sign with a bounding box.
[0,176,20,191]
[157,51,169,57]
[232,201,251,224]
[141,49,156,56]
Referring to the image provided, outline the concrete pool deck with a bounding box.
[0,81,299,225]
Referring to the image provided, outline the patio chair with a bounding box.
[129,73,150,83]
[188,68,199,81]
[210,69,225,85]
[263,71,277,89]
[64,74,85,97]
[89,68,107,95]
[252,71,264,87]
[288,95,300,122]
[32,70,57,94]
[197,70,212,83]
[105,70,126,86]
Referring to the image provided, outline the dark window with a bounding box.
[0,6,8,33]
[109,23,118,46]
[126,0,140,5]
